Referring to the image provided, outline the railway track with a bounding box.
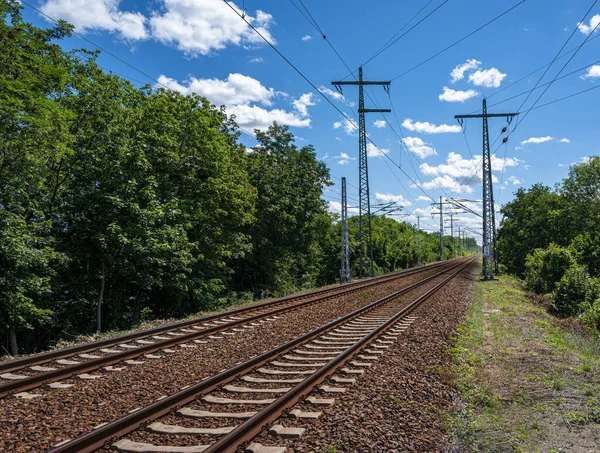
[0,259,458,399]
[47,258,474,453]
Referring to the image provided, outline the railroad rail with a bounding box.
[47,258,475,453]
[0,259,459,398]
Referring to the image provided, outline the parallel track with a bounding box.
[0,260,458,398]
[46,258,474,453]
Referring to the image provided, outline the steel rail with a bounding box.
[1,259,452,375]
[46,259,470,453]
[0,260,461,398]
[205,258,475,452]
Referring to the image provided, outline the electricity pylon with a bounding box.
[340,177,351,283]
[455,99,517,280]
[332,67,390,277]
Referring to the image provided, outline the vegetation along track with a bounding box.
[0,260,458,398]
[46,258,474,453]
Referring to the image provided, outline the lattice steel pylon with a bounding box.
[332,67,390,277]
[455,99,517,280]
[340,177,351,282]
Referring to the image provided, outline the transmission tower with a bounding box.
[340,177,351,283]
[332,67,390,277]
[455,99,517,280]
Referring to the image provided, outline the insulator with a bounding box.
[501,126,507,133]
[502,137,508,143]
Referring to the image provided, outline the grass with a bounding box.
[447,274,600,452]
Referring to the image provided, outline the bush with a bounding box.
[524,244,575,294]
[581,299,600,332]
[552,264,600,315]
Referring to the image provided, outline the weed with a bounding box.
[563,411,588,425]
[319,444,337,453]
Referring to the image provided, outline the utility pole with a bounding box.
[340,177,351,283]
[431,197,452,261]
[417,216,421,266]
[455,99,517,280]
[458,226,461,257]
[332,67,390,277]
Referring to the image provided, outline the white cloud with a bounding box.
[578,14,600,35]
[402,118,461,134]
[40,0,148,40]
[418,152,521,193]
[327,200,359,215]
[450,59,481,82]
[374,120,387,128]
[520,136,553,145]
[248,56,264,64]
[375,193,412,207]
[439,86,480,102]
[157,73,275,106]
[417,195,433,201]
[149,0,275,56]
[468,68,507,88]
[302,34,313,41]
[319,86,355,107]
[580,65,600,80]
[157,73,311,130]
[334,152,355,165]
[507,176,521,185]
[559,138,570,143]
[420,175,473,193]
[401,137,437,159]
[293,93,317,117]
[333,118,357,136]
[367,143,389,158]
[228,105,311,129]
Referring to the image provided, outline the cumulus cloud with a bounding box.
[417,195,433,201]
[302,34,313,41]
[559,138,570,143]
[157,73,276,106]
[157,73,312,130]
[450,59,481,82]
[328,200,359,216]
[468,68,507,88]
[402,118,461,134]
[401,137,437,159]
[367,143,390,158]
[520,136,553,145]
[439,86,480,102]
[40,0,148,40]
[418,152,521,193]
[293,93,317,117]
[319,86,355,107]
[149,0,275,56]
[334,152,355,165]
[374,120,387,128]
[580,65,600,80]
[248,56,264,64]
[333,118,357,136]
[578,14,600,35]
[375,193,412,207]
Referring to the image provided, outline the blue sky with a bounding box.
[20,0,600,238]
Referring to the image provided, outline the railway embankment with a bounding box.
[447,275,600,452]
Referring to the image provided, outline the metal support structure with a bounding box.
[332,67,390,277]
[340,177,351,283]
[455,100,517,280]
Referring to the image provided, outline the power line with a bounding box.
[516,0,598,114]
[391,0,527,81]
[20,0,170,90]
[361,0,451,68]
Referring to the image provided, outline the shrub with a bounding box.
[552,264,600,315]
[581,299,600,332]
[524,244,575,294]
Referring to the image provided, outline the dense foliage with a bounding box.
[499,156,600,329]
[0,5,477,354]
